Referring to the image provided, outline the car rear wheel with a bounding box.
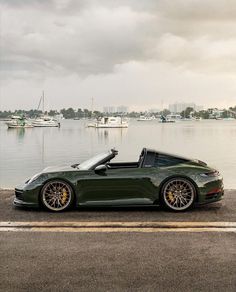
[161,177,196,211]
[41,180,74,212]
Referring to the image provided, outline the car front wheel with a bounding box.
[161,177,196,211]
[40,180,74,212]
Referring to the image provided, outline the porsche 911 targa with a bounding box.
[14,148,224,212]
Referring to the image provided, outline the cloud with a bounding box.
[154,34,236,74]
[1,0,236,80]
[158,0,236,21]
[0,3,155,79]
[1,0,236,109]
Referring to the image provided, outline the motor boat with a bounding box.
[137,115,156,121]
[159,115,175,123]
[6,116,34,129]
[88,116,128,128]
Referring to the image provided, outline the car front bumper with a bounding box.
[13,197,39,208]
[14,184,41,208]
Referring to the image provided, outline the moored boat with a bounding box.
[32,91,60,127]
[166,114,181,122]
[6,115,34,129]
[159,115,175,123]
[88,116,128,128]
[137,115,156,121]
[32,116,60,127]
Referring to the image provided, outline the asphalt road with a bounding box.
[0,190,236,292]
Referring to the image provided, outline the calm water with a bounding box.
[0,119,236,188]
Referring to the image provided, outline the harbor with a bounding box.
[1,118,236,189]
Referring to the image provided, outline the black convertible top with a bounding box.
[140,148,190,168]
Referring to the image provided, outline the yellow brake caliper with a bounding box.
[61,188,68,204]
[168,191,175,203]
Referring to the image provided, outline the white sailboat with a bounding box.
[32,116,60,127]
[32,92,60,127]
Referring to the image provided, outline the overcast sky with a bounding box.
[0,0,236,111]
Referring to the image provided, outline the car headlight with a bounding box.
[200,170,220,178]
[27,173,41,184]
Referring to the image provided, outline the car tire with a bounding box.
[161,177,196,211]
[40,180,74,212]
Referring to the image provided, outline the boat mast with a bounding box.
[91,97,94,112]
[91,97,94,118]
[42,91,45,114]
[37,95,42,111]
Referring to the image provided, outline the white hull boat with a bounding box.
[159,115,175,123]
[32,117,60,127]
[7,123,34,129]
[88,117,128,128]
[137,116,156,121]
[33,92,60,127]
[6,116,34,128]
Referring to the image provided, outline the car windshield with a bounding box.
[78,151,112,170]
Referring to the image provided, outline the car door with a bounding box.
[77,167,159,206]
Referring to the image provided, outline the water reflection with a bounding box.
[41,130,45,164]
[95,128,128,143]
[7,127,26,141]
[1,119,236,188]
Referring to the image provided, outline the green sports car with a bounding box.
[14,148,224,212]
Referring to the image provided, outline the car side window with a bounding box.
[154,154,187,167]
[142,152,156,168]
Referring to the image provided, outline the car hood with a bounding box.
[42,165,76,173]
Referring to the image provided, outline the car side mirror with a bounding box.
[94,164,107,174]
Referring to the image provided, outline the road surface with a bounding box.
[0,190,235,291]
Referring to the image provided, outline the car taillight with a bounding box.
[207,188,222,195]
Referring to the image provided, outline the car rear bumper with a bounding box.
[197,189,224,205]
[198,178,224,204]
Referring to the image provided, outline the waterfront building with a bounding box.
[209,108,224,119]
[169,103,203,113]
[103,106,116,113]
[103,105,128,113]
[117,106,128,113]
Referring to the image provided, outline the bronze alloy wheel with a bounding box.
[41,180,74,211]
[162,178,196,211]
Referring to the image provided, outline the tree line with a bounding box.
[0,106,235,119]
